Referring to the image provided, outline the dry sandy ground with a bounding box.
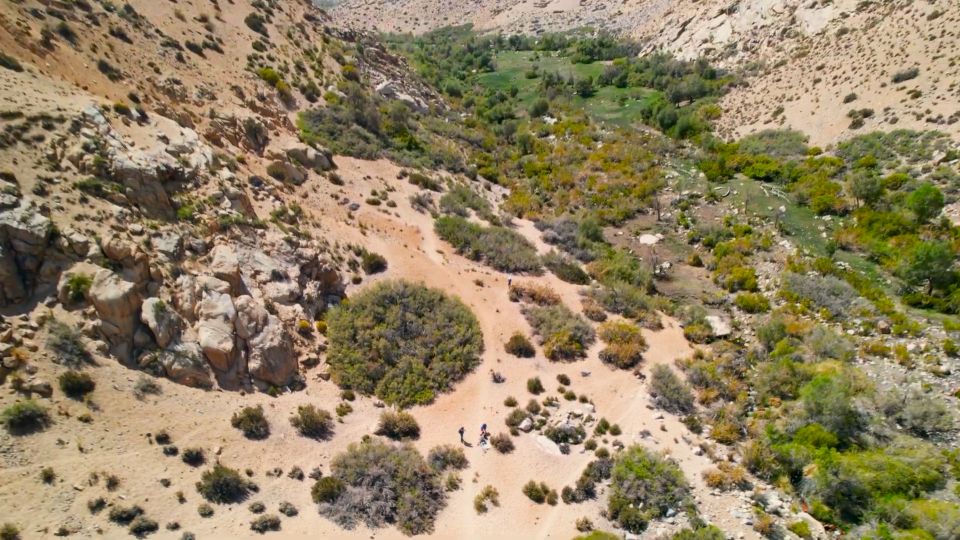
[1,152,764,539]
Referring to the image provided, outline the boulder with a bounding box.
[196,291,237,371]
[266,159,307,185]
[283,143,334,172]
[209,245,241,293]
[23,376,53,397]
[246,314,296,386]
[157,341,212,388]
[101,235,152,285]
[0,201,52,305]
[88,269,141,359]
[141,297,182,349]
[534,435,562,456]
[518,417,534,432]
[234,295,267,340]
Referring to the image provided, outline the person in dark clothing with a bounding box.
[458,426,465,443]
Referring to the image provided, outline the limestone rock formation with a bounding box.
[140,297,183,349]
[0,201,53,305]
[88,269,142,361]
[196,291,237,372]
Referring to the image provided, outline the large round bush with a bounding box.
[326,280,483,408]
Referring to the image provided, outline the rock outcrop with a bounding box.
[88,269,142,361]
[140,297,183,349]
[0,201,53,305]
[196,291,237,372]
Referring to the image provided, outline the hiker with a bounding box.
[480,423,487,437]
[458,426,465,443]
[507,278,512,287]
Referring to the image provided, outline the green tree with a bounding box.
[847,170,884,208]
[900,241,955,295]
[575,77,595,98]
[906,183,944,224]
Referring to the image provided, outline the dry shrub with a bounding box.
[509,282,560,306]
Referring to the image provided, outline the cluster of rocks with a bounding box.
[52,230,343,390]
[0,104,345,392]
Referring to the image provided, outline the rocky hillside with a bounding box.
[332,0,960,146]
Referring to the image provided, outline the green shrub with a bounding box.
[734,292,770,313]
[182,448,205,467]
[781,272,865,319]
[892,67,919,83]
[526,377,544,395]
[319,439,446,536]
[522,480,551,504]
[0,52,24,72]
[786,521,811,539]
[279,501,298,517]
[799,373,868,445]
[2,400,50,434]
[434,216,542,274]
[196,465,250,503]
[326,280,483,407]
[250,515,280,534]
[490,433,514,453]
[427,445,469,471]
[128,516,158,537]
[46,320,91,367]
[544,424,586,445]
[505,408,530,429]
[543,251,590,284]
[375,411,420,440]
[311,477,345,504]
[522,304,595,361]
[608,446,690,533]
[504,333,535,358]
[108,505,143,525]
[360,251,388,274]
[597,320,647,369]
[473,485,499,513]
[231,406,270,440]
[58,370,95,399]
[64,273,92,302]
[198,503,214,517]
[290,405,334,440]
[40,466,55,484]
[244,13,268,36]
[649,365,695,414]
